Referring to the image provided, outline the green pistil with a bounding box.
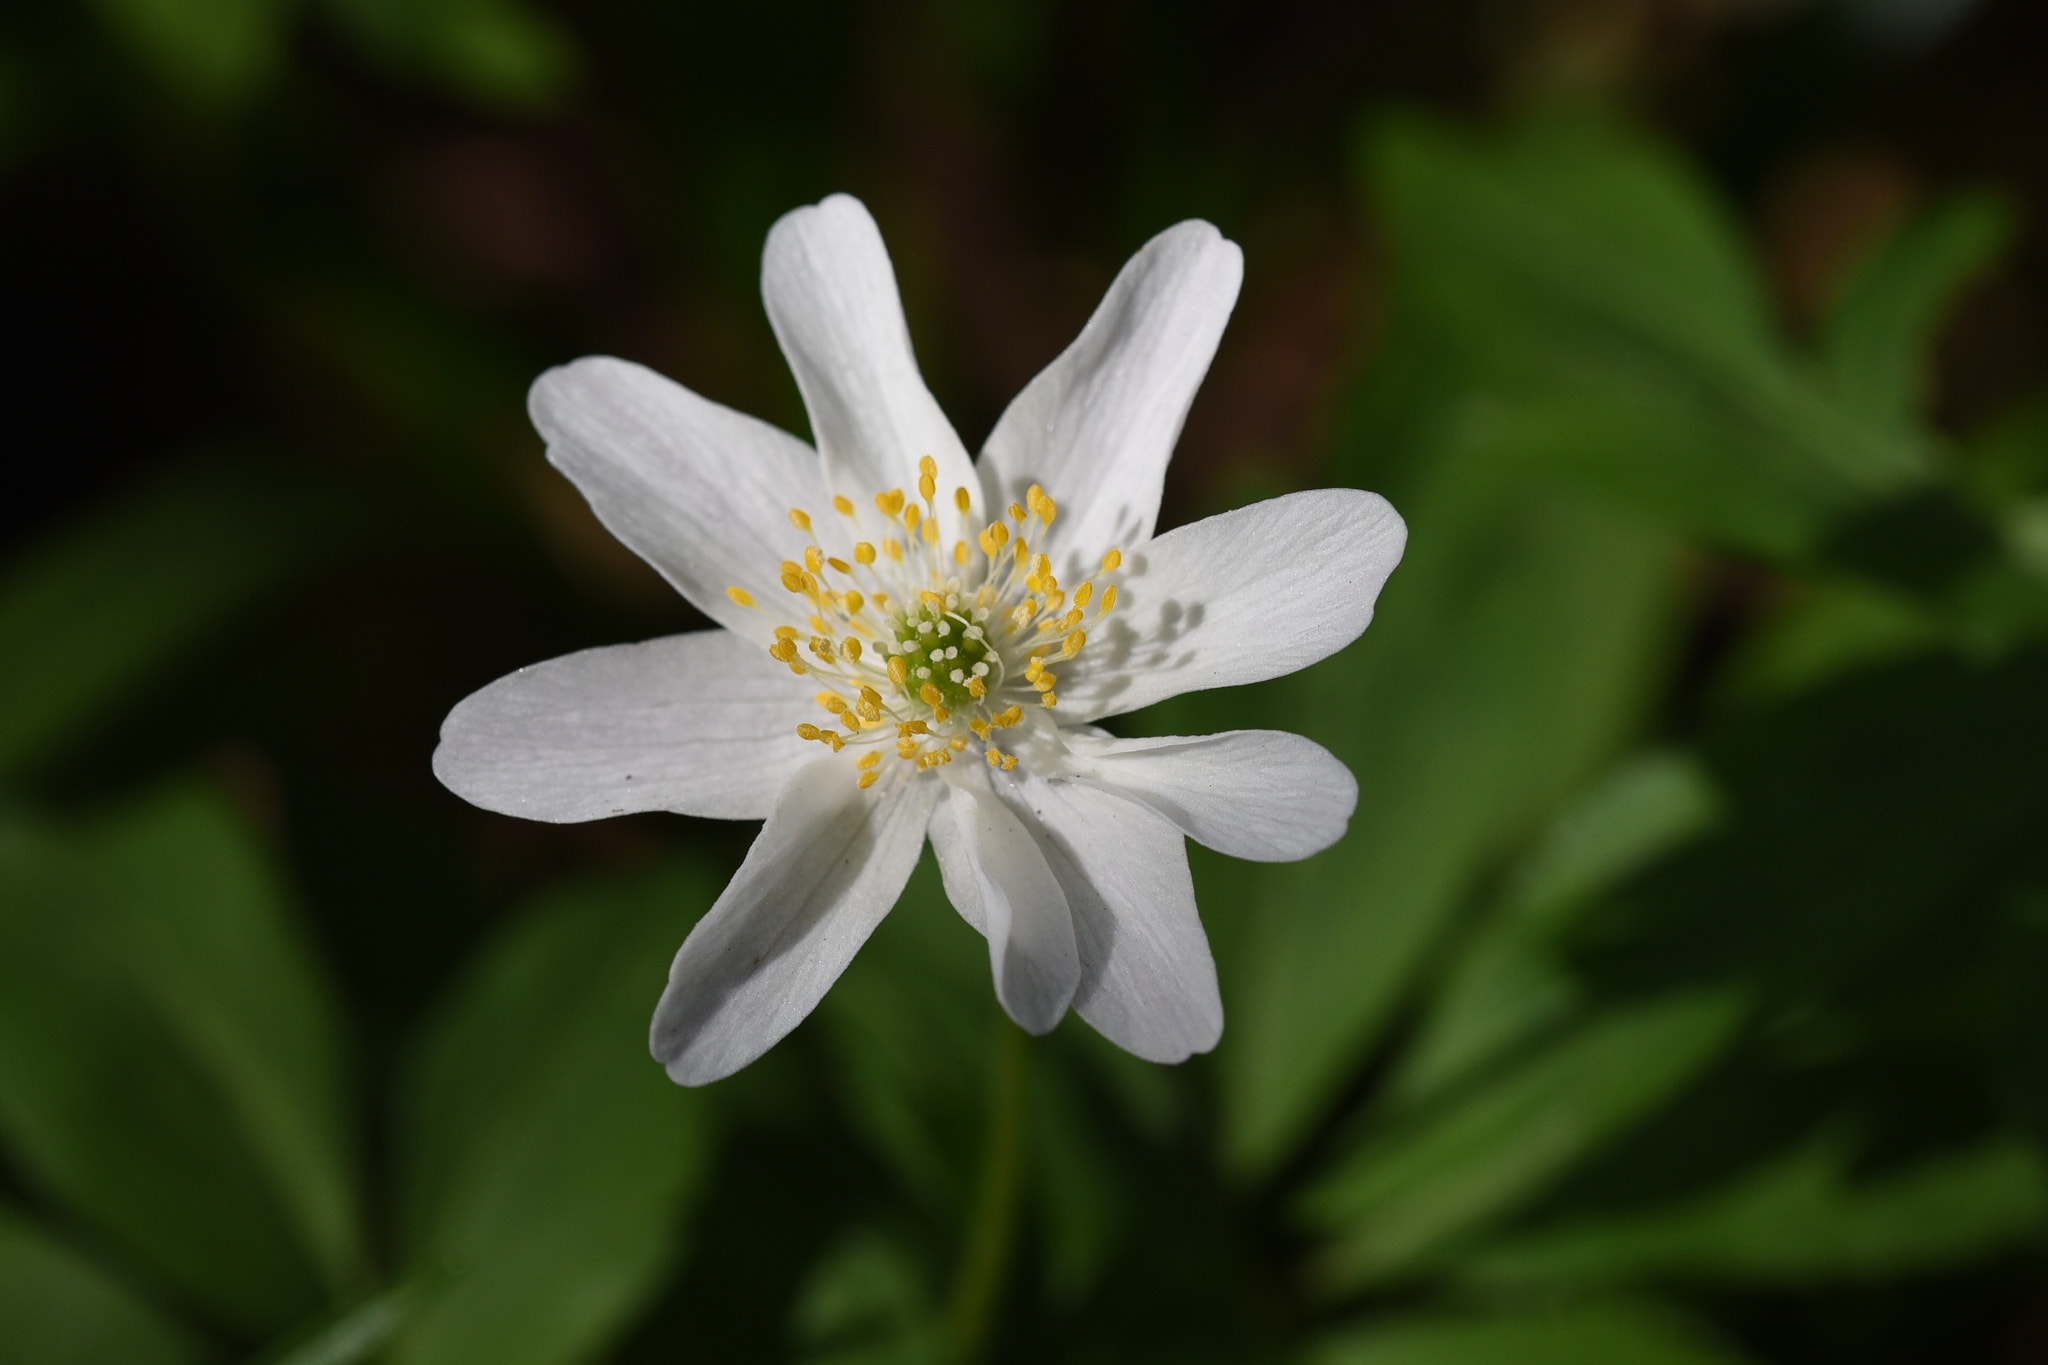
[889,593,996,710]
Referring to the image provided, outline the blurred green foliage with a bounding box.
[4,0,2048,1362]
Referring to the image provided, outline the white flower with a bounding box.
[434,195,1406,1084]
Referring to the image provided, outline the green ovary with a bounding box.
[888,592,998,710]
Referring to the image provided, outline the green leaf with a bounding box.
[1220,477,1679,1174]
[83,0,294,107]
[817,855,994,1217]
[317,0,577,108]
[0,788,349,1334]
[390,860,717,1365]
[1300,990,1746,1292]
[1821,193,2014,432]
[1305,1300,1756,1365]
[788,1229,942,1365]
[1457,1133,2048,1290]
[1390,753,1722,1106]
[0,1203,207,1365]
[1366,110,1926,558]
[0,462,338,782]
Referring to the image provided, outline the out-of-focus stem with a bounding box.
[944,1016,1030,1363]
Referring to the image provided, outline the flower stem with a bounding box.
[944,1015,1030,1363]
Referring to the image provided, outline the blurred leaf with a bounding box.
[0,786,347,1334]
[1390,752,1722,1106]
[788,1229,942,1365]
[1221,476,1679,1174]
[1365,110,1926,559]
[1457,1132,2048,1290]
[1028,1057,1127,1309]
[0,461,340,782]
[1300,990,1745,1292]
[84,0,294,107]
[1305,1300,1755,1365]
[97,787,361,1288]
[1821,192,2014,432]
[318,0,576,108]
[0,1203,206,1365]
[390,860,716,1365]
[1717,577,1943,706]
[819,856,994,1217]
[259,1289,411,1365]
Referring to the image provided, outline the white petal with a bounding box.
[1061,488,1407,721]
[978,221,1242,575]
[761,195,982,543]
[651,760,940,1085]
[434,631,818,823]
[996,772,1220,1063]
[1066,729,1357,862]
[929,765,1078,1034]
[529,357,824,640]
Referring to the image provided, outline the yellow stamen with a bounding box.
[857,751,881,770]
[1099,584,1117,612]
[876,489,906,517]
[1073,582,1093,608]
[1101,548,1122,571]
[726,586,755,607]
[789,508,812,532]
[833,495,855,516]
[842,637,863,662]
[855,542,877,565]
[858,770,879,789]
[888,657,908,687]
[953,486,972,514]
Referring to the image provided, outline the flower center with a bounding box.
[726,456,1122,788]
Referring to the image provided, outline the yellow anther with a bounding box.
[1027,484,1044,511]
[1099,584,1117,612]
[1033,674,1055,692]
[1039,497,1057,524]
[884,538,903,562]
[966,676,986,698]
[899,737,921,759]
[781,567,806,593]
[904,504,922,531]
[823,731,845,751]
[841,711,861,733]
[1101,548,1122,571]
[1073,582,1093,608]
[954,541,968,566]
[1025,574,1042,595]
[919,682,944,707]
[1009,503,1027,523]
[922,519,938,545]
[804,545,824,573]
[899,721,930,736]
[876,489,906,517]
[774,625,799,639]
[828,557,851,574]
[797,723,822,741]
[809,615,829,634]
[920,455,938,479]
[969,719,990,739]
[950,736,969,752]
[922,590,945,606]
[1001,754,1018,770]
[837,590,859,615]
[982,522,1009,553]
[953,486,972,514]
[832,495,855,516]
[1042,590,1065,617]
[726,586,756,607]
[855,542,877,564]
[918,471,936,502]
[818,692,848,712]
[858,686,883,720]
[1033,554,1051,579]
[1013,540,1029,564]
[1059,608,1084,631]
[1041,691,1057,707]
[994,706,1022,728]
[857,751,881,770]
[858,769,880,789]
[888,657,908,687]
[810,636,834,660]
[933,705,949,722]
[1064,629,1086,655]
[769,638,798,663]
[987,748,1002,767]
[842,637,863,662]
[789,508,812,532]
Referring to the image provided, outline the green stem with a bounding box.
[944,1016,1030,1363]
